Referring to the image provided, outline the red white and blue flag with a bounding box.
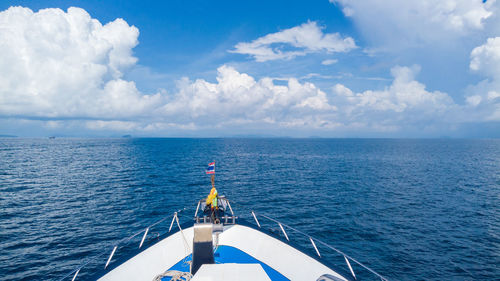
[206,162,215,174]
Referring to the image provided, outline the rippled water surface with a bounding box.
[1,138,499,280]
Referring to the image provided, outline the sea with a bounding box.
[1,138,499,280]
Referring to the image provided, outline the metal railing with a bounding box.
[250,210,389,281]
[59,201,388,281]
[193,196,237,224]
[57,208,188,281]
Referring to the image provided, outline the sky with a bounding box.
[0,0,499,137]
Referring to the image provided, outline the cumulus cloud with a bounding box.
[466,37,500,121]
[230,21,356,62]
[161,65,335,127]
[470,36,500,76]
[330,65,456,131]
[0,7,343,132]
[0,6,164,119]
[1,6,492,136]
[152,65,456,133]
[331,0,496,48]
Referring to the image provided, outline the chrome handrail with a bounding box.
[194,197,237,224]
[194,197,234,217]
[57,207,188,281]
[59,202,388,281]
[252,211,389,281]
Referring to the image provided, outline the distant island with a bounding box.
[0,134,17,138]
[122,134,132,138]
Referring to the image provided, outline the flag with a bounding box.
[206,162,215,174]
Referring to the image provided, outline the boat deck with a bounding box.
[60,198,388,281]
[164,245,289,280]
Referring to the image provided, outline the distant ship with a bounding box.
[60,195,388,281]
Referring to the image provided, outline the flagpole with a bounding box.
[213,160,215,187]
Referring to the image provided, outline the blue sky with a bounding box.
[0,0,499,137]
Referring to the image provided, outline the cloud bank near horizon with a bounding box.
[0,6,499,137]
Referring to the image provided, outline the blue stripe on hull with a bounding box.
[163,245,289,281]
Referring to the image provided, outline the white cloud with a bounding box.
[154,65,457,133]
[301,73,337,80]
[0,7,340,131]
[470,36,500,77]
[86,120,138,131]
[1,6,495,136]
[331,0,496,48]
[25,62,457,134]
[466,37,500,120]
[161,65,336,127]
[321,59,338,65]
[0,6,164,119]
[330,65,456,130]
[231,21,356,62]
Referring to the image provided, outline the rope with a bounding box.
[175,213,191,253]
[174,212,193,273]
[147,211,194,281]
[152,270,192,281]
[213,233,219,251]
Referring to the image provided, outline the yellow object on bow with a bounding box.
[206,187,217,205]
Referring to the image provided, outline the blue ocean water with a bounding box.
[0,138,499,280]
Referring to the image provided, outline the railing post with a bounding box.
[310,237,321,257]
[194,201,201,218]
[139,228,149,249]
[252,211,261,228]
[169,212,177,232]
[344,256,356,280]
[104,246,118,269]
[71,269,80,281]
[61,207,389,281]
[227,200,234,216]
[278,223,289,241]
